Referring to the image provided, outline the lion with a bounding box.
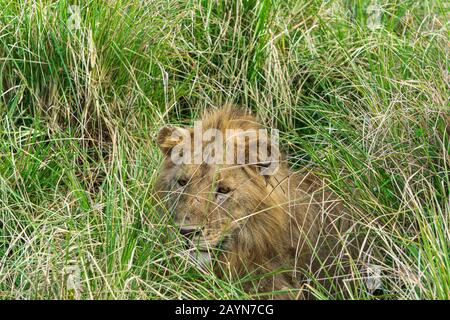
[154,105,358,299]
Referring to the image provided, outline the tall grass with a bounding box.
[0,0,448,299]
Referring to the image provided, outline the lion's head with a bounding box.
[154,106,287,266]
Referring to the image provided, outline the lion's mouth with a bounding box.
[188,239,229,267]
[188,250,212,266]
[183,233,233,267]
[177,225,233,264]
[189,234,231,252]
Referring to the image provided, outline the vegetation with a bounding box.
[0,0,448,299]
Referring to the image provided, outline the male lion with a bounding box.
[154,105,358,299]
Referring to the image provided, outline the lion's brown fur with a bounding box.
[154,105,356,299]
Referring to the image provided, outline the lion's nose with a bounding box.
[179,226,200,237]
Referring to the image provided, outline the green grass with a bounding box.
[0,0,448,299]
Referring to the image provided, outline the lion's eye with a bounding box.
[217,185,231,194]
[177,177,188,187]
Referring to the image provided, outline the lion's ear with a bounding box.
[252,134,280,176]
[157,126,190,155]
